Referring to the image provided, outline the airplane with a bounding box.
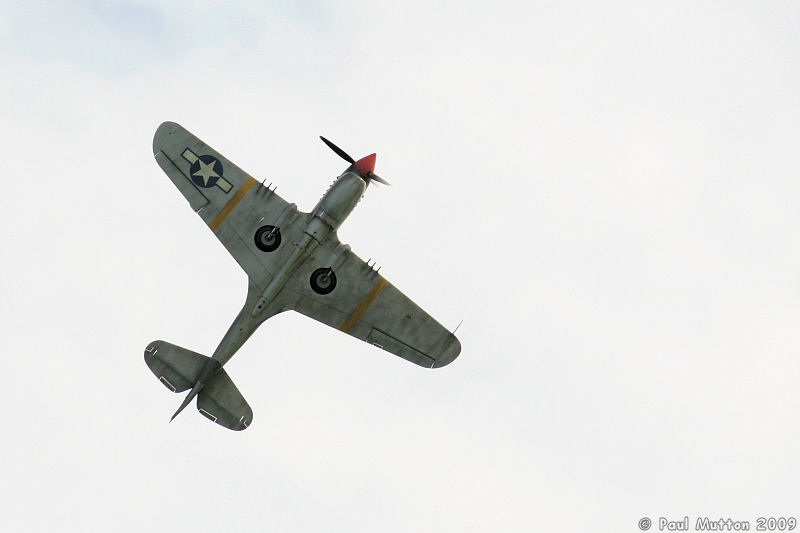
[144,122,462,430]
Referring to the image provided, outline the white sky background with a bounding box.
[1,1,799,531]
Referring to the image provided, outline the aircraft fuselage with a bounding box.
[216,169,367,362]
[170,169,368,421]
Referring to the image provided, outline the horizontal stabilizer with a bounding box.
[144,340,207,393]
[197,369,253,431]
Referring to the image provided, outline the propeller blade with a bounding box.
[368,172,391,186]
[319,136,355,164]
[320,137,390,185]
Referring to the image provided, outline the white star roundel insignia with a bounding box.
[181,148,233,193]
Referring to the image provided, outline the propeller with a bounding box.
[320,136,390,186]
[320,136,354,164]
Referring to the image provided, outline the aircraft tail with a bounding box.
[144,340,253,430]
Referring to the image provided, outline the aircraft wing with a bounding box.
[153,121,308,285]
[281,237,461,368]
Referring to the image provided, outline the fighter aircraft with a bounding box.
[144,122,461,430]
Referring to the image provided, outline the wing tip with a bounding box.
[153,121,182,155]
[431,335,461,368]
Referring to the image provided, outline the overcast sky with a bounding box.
[2,1,800,532]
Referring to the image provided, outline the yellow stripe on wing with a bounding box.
[208,177,257,232]
[339,276,389,333]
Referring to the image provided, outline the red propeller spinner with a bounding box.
[353,153,376,176]
[320,136,390,185]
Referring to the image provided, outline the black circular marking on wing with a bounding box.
[310,267,337,295]
[254,225,281,252]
